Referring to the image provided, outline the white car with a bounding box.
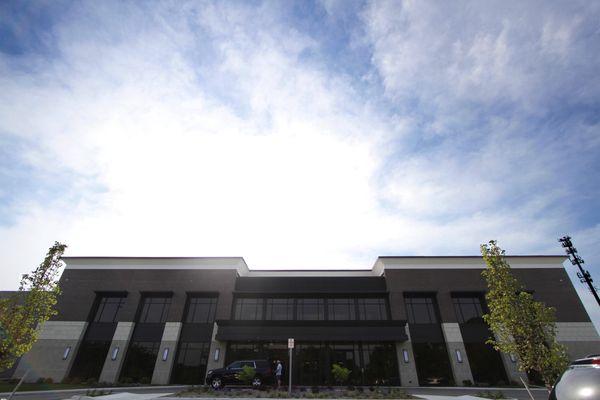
[549,354,600,400]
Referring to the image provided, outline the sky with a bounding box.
[0,1,599,329]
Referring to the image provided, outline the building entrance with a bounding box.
[226,341,400,386]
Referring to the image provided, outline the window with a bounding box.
[296,298,325,320]
[405,295,438,324]
[93,296,126,323]
[357,298,387,320]
[228,361,243,369]
[464,342,508,385]
[120,341,161,383]
[234,298,264,320]
[69,340,111,380]
[185,297,217,323]
[265,298,294,320]
[138,296,171,323]
[412,342,453,385]
[452,296,484,324]
[328,298,356,320]
[172,342,210,384]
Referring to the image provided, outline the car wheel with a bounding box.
[211,377,223,390]
[251,376,262,388]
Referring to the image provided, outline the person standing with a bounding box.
[275,360,283,389]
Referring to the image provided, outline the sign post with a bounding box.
[288,338,294,395]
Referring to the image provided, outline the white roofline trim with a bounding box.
[376,256,568,270]
[62,255,568,274]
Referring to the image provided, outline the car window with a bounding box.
[228,361,242,369]
[241,361,255,368]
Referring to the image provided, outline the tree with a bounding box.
[0,242,67,371]
[480,240,569,389]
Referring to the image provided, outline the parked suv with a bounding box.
[206,360,273,389]
[549,354,600,400]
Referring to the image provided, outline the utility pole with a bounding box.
[559,236,600,307]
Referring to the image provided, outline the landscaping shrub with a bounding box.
[237,365,257,385]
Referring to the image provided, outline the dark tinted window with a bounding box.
[172,342,210,384]
[119,341,161,382]
[186,297,217,323]
[452,296,485,324]
[69,340,111,380]
[93,296,126,323]
[412,342,453,385]
[228,361,242,369]
[357,298,387,320]
[139,296,171,323]
[265,298,294,320]
[405,295,438,324]
[234,298,264,320]
[328,298,356,320]
[255,360,269,368]
[296,298,325,320]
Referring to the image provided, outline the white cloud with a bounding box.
[1,0,599,330]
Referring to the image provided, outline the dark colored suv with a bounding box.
[206,360,273,389]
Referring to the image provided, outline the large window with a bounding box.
[172,342,210,384]
[185,296,217,323]
[69,294,126,381]
[120,341,161,383]
[328,298,356,320]
[412,342,453,386]
[453,295,508,385]
[265,298,294,320]
[358,298,387,320]
[69,340,111,380]
[452,296,484,324]
[296,298,325,320]
[226,341,400,386]
[234,298,264,320]
[405,295,439,324]
[232,296,390,321]
[464,342,508,385]
[361,343,399,385]
[93,296,126,323]
[138,296,171,323]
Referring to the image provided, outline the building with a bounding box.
[6,255,600,387]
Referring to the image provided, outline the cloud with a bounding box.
[361,0,600,328]
[0,1,599,329]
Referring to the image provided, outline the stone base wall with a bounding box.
[13,321,87,383]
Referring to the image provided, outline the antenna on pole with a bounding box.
[559,236,600,307]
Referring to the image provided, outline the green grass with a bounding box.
[0,383,91,393]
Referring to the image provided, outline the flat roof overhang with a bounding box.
[215,320,408,342]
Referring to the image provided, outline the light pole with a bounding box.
[559,236,600,307]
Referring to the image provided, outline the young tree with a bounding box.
[480,240,569,389]
[0,242,67,371]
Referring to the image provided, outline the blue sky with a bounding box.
[1,0,599,328]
